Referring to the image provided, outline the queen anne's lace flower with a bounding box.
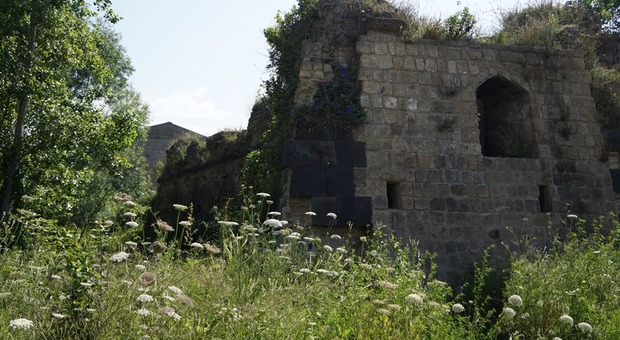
[263,219,283,229]
[190,242,204,250]
[136,294,153,303]
[125,221,139,228]
[577,322,593,332]
[508,295,523,307]
[330,234,342,240]
[502,307,516,318]
[168,286,183,295]
[135,308,150,316]
[110,251,130,263]
[559,314,573,326]
[257,192,270,198]
[9,318,33,329]
[172,204,188,211]
[160,307,181,320]
[452,303,465,313]
[406,293,424,305]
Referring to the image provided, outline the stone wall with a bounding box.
[353,31,616,278]
[144,122,205,186]
[278,6,618,280]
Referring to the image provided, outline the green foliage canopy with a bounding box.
[0,0,150,226]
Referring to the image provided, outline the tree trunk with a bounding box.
[1,2,37,225]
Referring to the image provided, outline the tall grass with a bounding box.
[1,191,619,338]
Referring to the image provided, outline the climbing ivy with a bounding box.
[293,65,365,135]
[242,0,319,195]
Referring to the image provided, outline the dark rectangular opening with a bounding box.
[387,182,401,209]
[538,185,552,213]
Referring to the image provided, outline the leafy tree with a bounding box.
[569,0,620,31]
[444,7,477,41]
[0,0,150,228]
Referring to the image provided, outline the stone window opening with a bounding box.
[387,182,401,209]
[477,76,538,158]
[538,185,552,213]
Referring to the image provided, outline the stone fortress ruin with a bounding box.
[152,0,619,279]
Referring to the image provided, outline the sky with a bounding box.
[112,0,535,137]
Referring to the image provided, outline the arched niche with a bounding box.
[476,76,538,158]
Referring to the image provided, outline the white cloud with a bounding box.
[146,87,249,137]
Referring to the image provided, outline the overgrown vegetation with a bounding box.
[491,1,620,129]
[1,188,619,338]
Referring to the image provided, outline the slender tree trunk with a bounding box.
[1,2,37,225]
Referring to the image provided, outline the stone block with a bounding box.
[282,140,335,167]
[327,167,355,197]
[290,167,326,197]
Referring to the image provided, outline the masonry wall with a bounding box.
[353,31,617,278]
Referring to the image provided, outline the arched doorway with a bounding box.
[477,76,538,158]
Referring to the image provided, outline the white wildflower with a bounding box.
[263,219,283,229]
[257,192,270,198]
[51,275,62,280]
[160,307,181,320]
[135,264,146,271]
[577,322,592,332]
[305,211,316,216]
[218,221,239,227]
[125,200,136,207]
[406,293,424,305]
[326,212,337,219]
[190,242,204,250]
[360,236,368,242]
[267,211,281,217]
[508,295,523,307]
[567,214,578,219]
[377,280,397,289]
[123,212,137,218]
[330,234,342,240]
[559,314,573,326]
[502,307,516,319]
[336,247,347,253]
[172,204,188,211]
[323,245,333,252]
[135,308,151,316]
[110,251,130,263]
[452,303,465,313]
[377,308,390,315]
[179,221,192,227]
[104,220,114,226]
[162,294,176,302]
[80,282,93,287]
[168,286,183,295]
[9,318,33,329]
[125,241,138,248]
[136,294,154,303]
[125,221,139,228]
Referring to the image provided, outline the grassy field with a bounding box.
[1,193,618,339]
